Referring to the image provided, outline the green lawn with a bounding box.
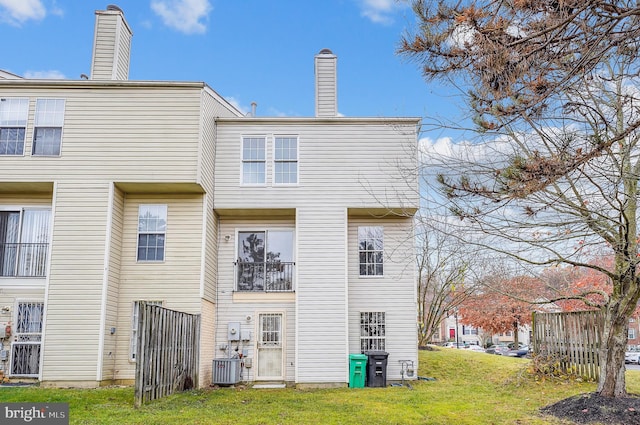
[2,349,637,424]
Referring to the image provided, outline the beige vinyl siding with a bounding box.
[215,218,296,383]
[214,120,419,212]
[101,185,124,381]
[315,54,337,117]
[91,11,132,80]
[114,17,132,80]
[296,208,347,383]
[0,86,203,183]
[199,299,215,388]
[91,13,117,80]
[348,217,417,380]
[200,92,218,302]
[112,194,204,380]
[41,182,111,382]
[214,118,419,384]
[0,193,52,205]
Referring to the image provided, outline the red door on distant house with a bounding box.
[449,328,455,339]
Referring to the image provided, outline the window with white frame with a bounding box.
[0,209,51,277]
[236,230,294,292]
[274,136,298,184]
[463,326,478,335]
[360,312,385,352]
[32,99,65,156]
[0,98,28,156]
[137,205,167,262]
[358,226,383,276]
[242,136,266,184]
[630,328,636,340]
[130,300,163,361]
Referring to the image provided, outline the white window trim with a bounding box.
[234,228,296,292]
[241,135,267,186]
[272,135,299,186]
[0,207,51,279]
[32,98,65,157]
[359,311,386,352]
[0,97,29,157]
[357,226,384,278]
[136,204,167,263]
[630,328,636,340]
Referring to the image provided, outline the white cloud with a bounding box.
[358,0,404,25]
[23,70,66,79]
[225,96,249,115]
[0,0,46,25]
[151,0,211,34]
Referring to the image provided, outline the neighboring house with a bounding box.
[628,314,640,350]
[437,314,531,347]
[0,6,419,388]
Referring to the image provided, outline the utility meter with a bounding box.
[227,322,241,341]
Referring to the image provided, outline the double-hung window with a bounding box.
[360,312,385,352]
[236,230,294,291]
[0,209,51,277]
[0,98,28,156]
[358,226,384,276]
[137,205,167,262]
[274,136,298,184]
[33,99,65,156]
[242,137,266,184]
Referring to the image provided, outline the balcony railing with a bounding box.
[235,261,295,292]
[0,243,49,277]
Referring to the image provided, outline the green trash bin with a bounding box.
[349,354,367,388]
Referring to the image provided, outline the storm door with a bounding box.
[256,313,284,380]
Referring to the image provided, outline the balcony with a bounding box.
[0,243,49,277]
[235,261,294,292]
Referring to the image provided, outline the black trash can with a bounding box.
[364,350,389,387]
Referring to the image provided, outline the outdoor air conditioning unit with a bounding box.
[213,358,241,385]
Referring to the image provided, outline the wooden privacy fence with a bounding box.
[532,310,604,380]
[134,302,201,407]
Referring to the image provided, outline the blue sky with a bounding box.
[0,0,463,135]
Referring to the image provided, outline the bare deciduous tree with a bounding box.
[416,225,472,346]
[400,0,640,398]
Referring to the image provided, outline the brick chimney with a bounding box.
[90,5,133,80]
[314,49,337,117]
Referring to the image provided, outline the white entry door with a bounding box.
[256,313,283,380]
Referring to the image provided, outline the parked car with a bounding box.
[625,351,640,364]
[505,345,530,357]
[485,344,510,355]
[443,342,467,349]
[466,345,485,352]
